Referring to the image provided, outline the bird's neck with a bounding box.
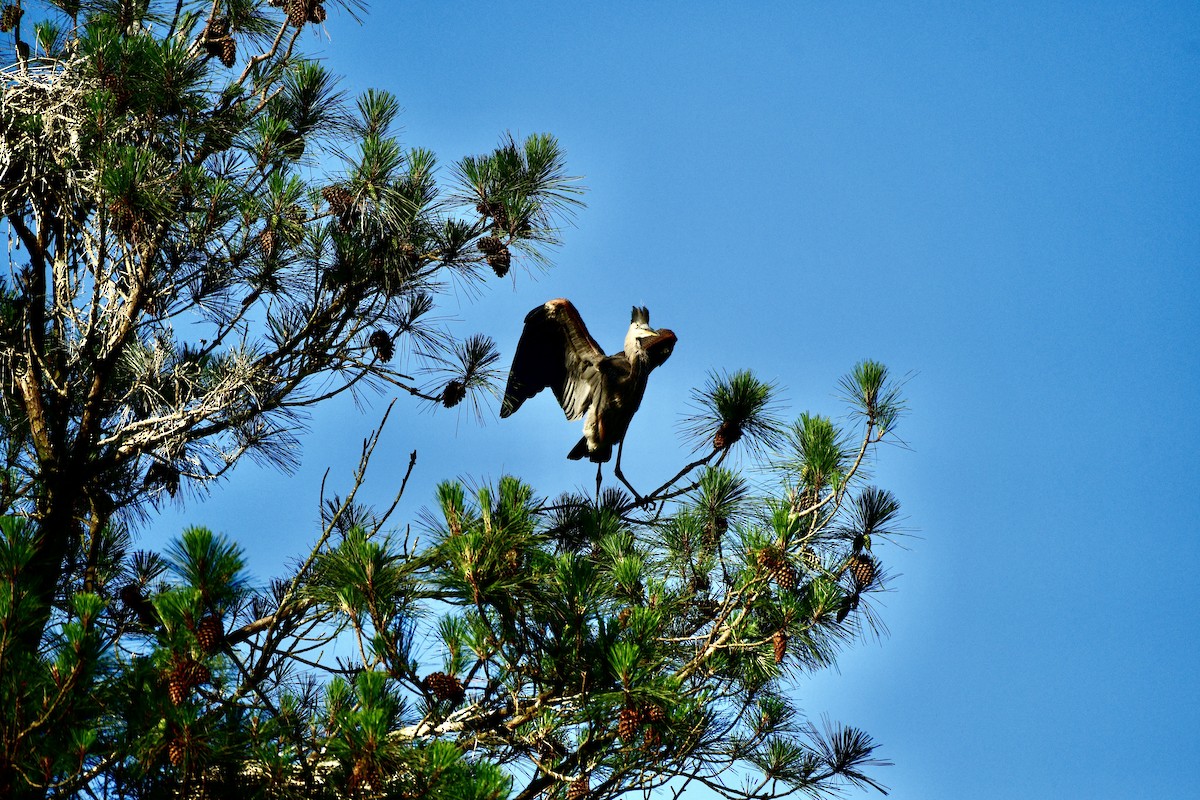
[624,327,647,362]
[624,340,648,367]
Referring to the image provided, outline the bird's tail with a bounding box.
[567,438,612,463]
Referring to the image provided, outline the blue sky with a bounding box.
[152,2,1199,797]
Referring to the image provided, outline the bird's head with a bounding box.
[625,306,677,367]
[645,328,677,368]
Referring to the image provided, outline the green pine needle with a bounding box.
[778,413,851,493]
[838,359,907,436]
[683,369,785,454]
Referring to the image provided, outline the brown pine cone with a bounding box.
[284,203,307,223]
[143,461,181,496]
[704,515,728,548]
[368,330,394,362]
[107,197,135,237]
[477,235,504,255]
[186,661,211,686]
[205,17,230,39]
[258,227,277,258]
[617,706,642,742]
[485,247,511,277]
[773,629,788,664]
[713,420,743,450]
[195,615,223,653]
[756,546,781,573]
[219,36,237,68]
[800,546,822,572]
[773,562,799,591]
[119,584,158,626]
[283,0,309,27]
[566,775,589,800]
[320,185,354,216]
[475,200,505,220]
[168,738,186,767]
[349,758,379,792]
[442,380,467,408]
[167,673,190,706]
[847,553,877,588]
[422,671,465,705]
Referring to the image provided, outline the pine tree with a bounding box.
[0,2,580,797]
[0,3,912,800]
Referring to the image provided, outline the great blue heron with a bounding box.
[500,298,677,497]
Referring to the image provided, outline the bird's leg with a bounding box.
[613,440,644,504]
[595,462,603,503]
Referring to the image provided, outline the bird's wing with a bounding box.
[501,298,605,421]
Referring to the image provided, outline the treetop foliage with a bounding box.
[0,3,913,799]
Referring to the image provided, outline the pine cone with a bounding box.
[566,775,589,800]
[167,672,190,706]
[107,197,135,237]
[773,562,799,591]
[219,36,237,68]
[475,200,505,220]
[847,553,877,588]
[642,725,663,751]
[756,547,781,573]
[704,515,728,549]
[477,235,504,255]
[836,593,858,623]
[617,607,633,628]
[713,420,743,450]
[422,671,465,705]
[168,738,186,767]
[475,200,511,229]
[759,546,797,590]
[477,236,512,277]
[205,17,230,39]
[284,0,309,27]
[258,227,277,258]
[368,330,394,362]
[442,379,466,408]
[617,706,642,742]
[284,203,307,223]
[144,461,181,497]
[308,2,327,24]
[349,758,379,792]
[320,185,354,216]
[645,704,667,724]
[500,547,521,577]
[486,247,511,277]
[773,629,788,664]
[800,546,822,572]
[0,5,22,33]
[187,661,212,686]
[195,614,223,653]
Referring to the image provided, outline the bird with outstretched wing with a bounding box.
[501,298,677,495]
